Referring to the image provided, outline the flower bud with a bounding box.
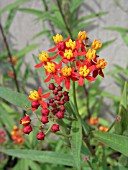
[49,83,55,90]
[31,100,40,110]
[58,92,63,98]
[41,108,49,116]
[58,100,65,105]
[59,106,65,111]
[49,98,54,103]
[23,125,32,134]
[57,85,63,91]
[53,90,58,95]
[56,111,64,119]
[20,115,31,126]
[51,124,60,132]
[63,91,69,96]
[41,116,49,124]
[64,95,69,101]
[36,132,45,140]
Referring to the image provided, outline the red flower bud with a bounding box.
[41,108,49,116]
[20,115,31,126]
[41,116,49,124]
[53,90,58,95]
[49,98,54,103]
[58,100,64,105]
[59,106,65,111]
[57,85,63,91]
[51,124,60,132]
[63,91,69,96]
[54,96,57,100]
[51,108,58,114]
[64,96,69,101]
[58,92,63,98]
[23,125,32,134]
[56,96,61,101]
[56,111,64,119]
[31,100,40,110]
[49,83,55,90]
[36,132,45,140]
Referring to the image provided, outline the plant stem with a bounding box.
[87,160,93,170]
[0,23,20,93]
[83,85,91,119]
[56,0,73,39]
[107,119,116,132]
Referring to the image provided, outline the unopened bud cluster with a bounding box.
[20,83,69,140]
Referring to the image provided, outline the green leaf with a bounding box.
[93,131,128,157]
[14,43,40,58]
[0,106,14,133]
[1,149,75,167]
[18,8,44,16]
[0,0,29,15]
[0,87,30,110]
[104,27,128,33]
[122,33,128,45]
[99,38,116,51]
[75,12,107,25]
[32,30,50,39]
[5,8,17,34]
[115,82,128,134]
[70,0,84,13]
[120,81,127,109]
[71,120,82,170]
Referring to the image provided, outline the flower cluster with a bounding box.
[35,31,107,90]
[0,129,6,143]
[20,83,69,140]
[11,125,25,145]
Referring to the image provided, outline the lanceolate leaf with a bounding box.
[5,8,17,34]
[15,43,40,58]
[0,107,14,133]
[71,120,82,170]
[98,38,116,52]
[70,0,84,13]
[1,149,75,167]
[115,82,128,134]
[18,8,44,16]
[93,131,128,157]
[0,0,29,15]
[0,87,30,110]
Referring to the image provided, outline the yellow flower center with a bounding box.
[44,62,55,73]
[64,49,73,59]
[96,59,107,69]
[92,40,102,50]
[86,49,96,61]
[79,65,90,77]
[78,31,87,42]
[66,39,76,50]
[61,66,72,77]
[39,51,49,62]
[29,90,40,100]
[53,34,63,44]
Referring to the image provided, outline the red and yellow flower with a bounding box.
[28,87,50,110]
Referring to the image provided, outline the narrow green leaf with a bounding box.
[0,87,30,110]
[1,149,75,166]
[120,81,127,109]
[18,8,43,16]
[99,38,116,51]
[14,43,40,58]
[104,27,128,33]
[32,30,50,39]
[122,33,128,45]
[71,120,82,170]
[5,8,17,34]
[75,12,107,25]
[0,0,29,15]
[93,131,128,157]
[0,107,14,133]
[70,0,84,13]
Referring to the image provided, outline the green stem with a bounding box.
[107,119,116,132]
[87,160,93,170]
[73,81,79,117]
